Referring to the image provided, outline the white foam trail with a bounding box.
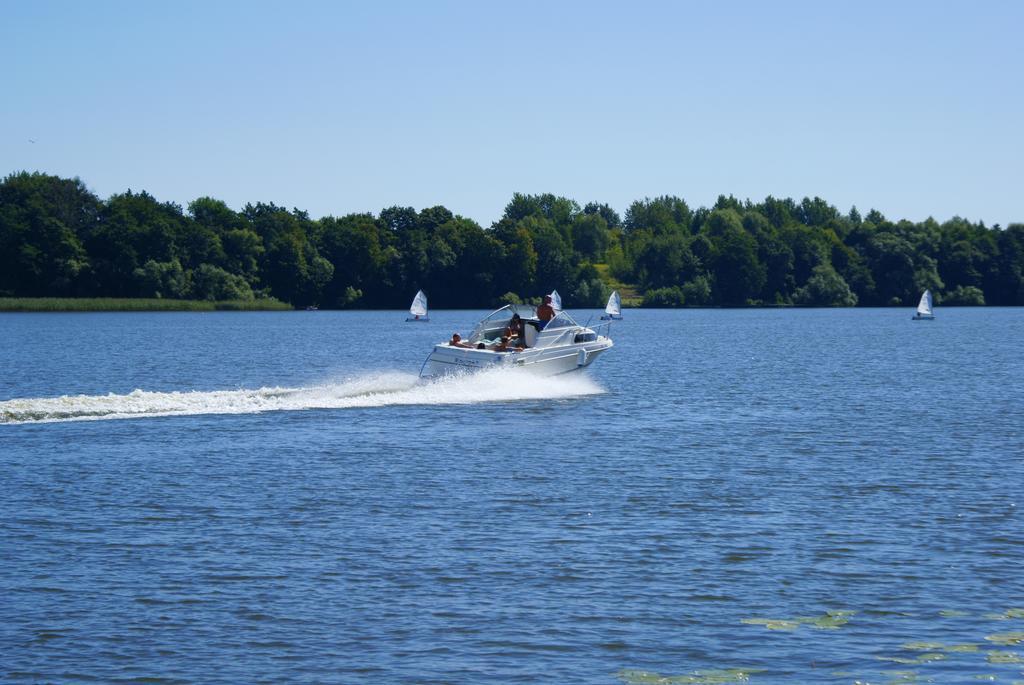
[0,369,605,424]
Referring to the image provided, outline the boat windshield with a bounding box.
[468,304,537,343]
[543,311,578,330]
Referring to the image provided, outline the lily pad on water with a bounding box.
[617,668,755,684]
[899,641,977,653]
[741,610,855,632]
[902,641,945,651]
[985,631,1024,646]
[986,650,1024,664]
[988,609,1024,620]
[812,610,856,630]
[740,618,801,631]
[876,653,946,665]
[915,653,946,664]
[879,671,925,683]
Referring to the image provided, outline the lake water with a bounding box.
[2,308,1022,684]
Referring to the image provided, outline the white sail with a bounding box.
[409,290,428,317]
[550,290,562,311]
[916,289,933,316]
[605,290,621,316]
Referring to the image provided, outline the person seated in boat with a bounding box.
[536,295,556,329]
[508,313,524,336]
[497,325,526,349]
[448,333,473,349]
[507,314,527,348]
[489,335,513,352]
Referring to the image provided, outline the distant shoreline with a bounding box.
[0,298,293,312]
[0,298,1002,312]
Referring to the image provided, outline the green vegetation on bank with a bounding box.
[2,171,1022,309]
[0,297,292,312]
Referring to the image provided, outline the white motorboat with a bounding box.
[420,304,613,378]
[912,289,935,320]
[406,290,429,322]
[600,290,623,320]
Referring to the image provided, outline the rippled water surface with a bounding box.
[2,308,1023,684]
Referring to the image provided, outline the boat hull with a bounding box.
[420,339,613,379]
[912,314,935,320]
[599,315,623,320]
[406,317,430,322]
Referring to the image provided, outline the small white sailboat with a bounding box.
[550,290,562,312]
[406,290,429,322]
[912,289,935,320]
[600,290,623,320]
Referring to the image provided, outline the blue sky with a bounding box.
[3,0,1021,227]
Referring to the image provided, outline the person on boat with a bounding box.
[490,335,512,352]
[536,295,556,329]
[508,313,524,337]
[448,333,473,348]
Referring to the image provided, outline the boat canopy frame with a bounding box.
[467,304,537,344]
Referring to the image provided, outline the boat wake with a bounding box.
[0,369,605,425]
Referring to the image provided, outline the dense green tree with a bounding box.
[713,194,746,214]
[568,263,609,307]
[379,205,419,234]
[248,204,331,306]
[796,196,841,229]
[633,233,700,290]
[503,193,579,227]
[491,219,537,299]
[319,213,384,308]
[681,276,713,305]
[87,191,187,296]
[701,209,765,305]
[416,205,455,233]
[792,263,858,306]
[863,231,918,304]
[191,263,254,301]
[943,285,986,305]
[583,201,621,229]
[220,229,264,284]
[641,286,686,307]
[743,210,794,303]
[782,224,829,288]
[429,217,503,307]
[3,172,1023,309]
[623,196,691,235]
[990,224,1024,305]
[570,213,610,261]
[133,259,188,298]
[524,215,573,296]
[0,172,95,296]
[757,196,798,228]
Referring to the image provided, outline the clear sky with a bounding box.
[3,0,1022,227]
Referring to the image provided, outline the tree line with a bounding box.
[2,171,1022,308]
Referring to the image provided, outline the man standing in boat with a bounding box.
[537,294,556,329]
